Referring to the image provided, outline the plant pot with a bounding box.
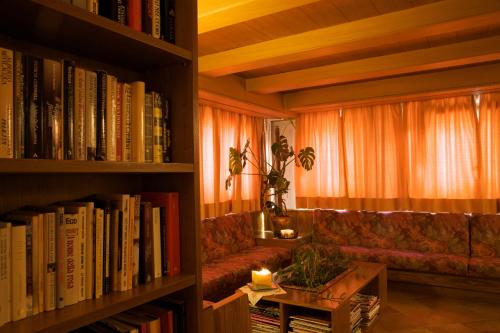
[271,215,295,238]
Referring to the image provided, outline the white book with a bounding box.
[86,0,98,14]
[74,67,86,160]
[10,224,26,321]
[62,210,80,306]
[0,47,13,158]
[152,207,162,279]
[106,75,117,161]
[94,208,104,299]
[85,70,97,160]
[0,222,11,326]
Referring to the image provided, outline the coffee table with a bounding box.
[261,261,387,333]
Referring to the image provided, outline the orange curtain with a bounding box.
[199,103,263,219]
[479,93,500,199]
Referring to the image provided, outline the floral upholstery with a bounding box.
[470,214,500,257]
[202,246,291,301]
[201,212,256,264]
[338,245,468,275]
[468,257,500,279]
[313,210,469,256]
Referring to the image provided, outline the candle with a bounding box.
[280,229,295,239]
[252,268,273,287]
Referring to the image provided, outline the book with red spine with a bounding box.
[128,0,142,32]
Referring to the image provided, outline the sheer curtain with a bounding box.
[199,103,263,219]
[479,93,500,200]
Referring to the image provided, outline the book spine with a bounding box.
[111,210,120,292]
[131,81,145,162]
[152,0,161,39]
[167,193,180,276]
[0,223,11,326]
[121,197,129,292]
[78,208,86,302]
[74,67,86,160]
[85,204,94,300]
[127,196,135,290]
[85,71,97,160]
[42,59,63,160]
[139,203,152,284]
[13,52,25,159]
[25,56,43,159]
[142,0,153,36]
[25,222,33,316]
[116,82,123,161]
[114,0,128,25]
[103,210,111,294]
[11,225,26,321]
[144,93,153,163]
[152,207,162,279]
[161,0,175,44]
[0,48,14,158]
[44,214,56,311]
[56,209,65,309]
[122,83,132,162]
[94,208,103,299]
[63,61,75,160]
[63,214,80,306]
[96,71,107,161]
[87,0,98,14]
[98,0,112,18]
[152,92,163,163]
[132,195,141,287]
[106,75,117,161]
[160,207,167,276]
[72,0,87,10]
[128,0,142,32]
[162,98,171,163]
[36,215,44,314]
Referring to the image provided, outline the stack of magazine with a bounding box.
[350,302,362,333]
[250,302,280,333]
[351,293,380,328]
[288,315,332,333]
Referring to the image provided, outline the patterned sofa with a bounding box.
[201,212,292,301]
[313,209,500,279]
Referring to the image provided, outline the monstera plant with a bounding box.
[225,133,315,234]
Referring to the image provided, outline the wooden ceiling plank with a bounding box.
[198,0,500,77]
[198,0,322,34]
[246,36,500,93]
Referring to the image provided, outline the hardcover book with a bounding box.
[131,81,145,163]
[96,71,107,161]
[139,202,153,284]
[0,47,13,158]
[13,51,25,159]
[10,223,26,321]
[116,82,123,161]
[121,83,132,162]
[63,60,75,160]
[43,58,63,160]
[144,93,153,163]
[74,67,86,161]
[25,56,43,159]
[86,70,97,160]
[128,0,142,32]
[0,222,11,326]
[152,92,163,163]
[106,75,118,161]
[161,0,175,44]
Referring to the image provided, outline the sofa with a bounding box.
[312,209,500,279]
[201,212,292,301]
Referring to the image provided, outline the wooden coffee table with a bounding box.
[261,261,387,333]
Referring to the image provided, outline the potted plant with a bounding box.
[225,132,315,236]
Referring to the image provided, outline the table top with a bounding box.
[263,261,386,312]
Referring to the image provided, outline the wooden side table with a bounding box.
[255,231,312,249]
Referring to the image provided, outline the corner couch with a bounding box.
[201,212,292,301]
[312,209,500,279]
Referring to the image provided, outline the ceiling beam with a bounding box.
[246,36,500,93]
[198,0,321,34]
[283,62,500,111]
[199,0,500,77]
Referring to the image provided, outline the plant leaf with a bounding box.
[225,175,232,190]
[272,135,290,161]
[298,146,315,171]
[228,147,244,175]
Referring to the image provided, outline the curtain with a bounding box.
[199,103,263,219]
[479,93,500,199]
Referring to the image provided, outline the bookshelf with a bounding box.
[0,0,200,333]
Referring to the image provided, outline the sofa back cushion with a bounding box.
[313,209,469,256]
[470,214,500,257]
[201,212,256,264]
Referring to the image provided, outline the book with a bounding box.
[63,60,75,160]
[98,0,112,18]
[159,208,167,276]
[121,83,132,162]
[127,196,135,290]
[128,0,142,32]
[113,0,128,25]
[94,208,104,299]
[87,0,98,14]
[62,209,81,306]
[47,205,66,309]
[96,71,107,161]
[139,202,153,284]
[86,70,97,160]
[141,193,180,276]
[161,0,175,44]
[142,0,160,39]
[10,223,26,321]
[152,207,161,279]
[106,75,117,161]
[0,222,11,326]
[152,92,163,163]
[84,203,95,300]
[43,58,63,160]
[131,81,145,162]
[131,195,141,287]
[144,93,153,163]
[93,199,112,295]
[13,51,25,159]
[25,56,43,159]
[74,67,86,160]
[161,98,171,163]
[155,298,186,333]
[0,47,13,158]
[99,317,139,333]
[73,0,87,10]
[116,82,123,161]
[152,0,161,39]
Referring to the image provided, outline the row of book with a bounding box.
[68,0,176,44]
[351,293,380,330]
[0,192,180,327]
[0,48,172,162]
[288,314,331,333]
[72,298,186,333]
[250,301,280,333]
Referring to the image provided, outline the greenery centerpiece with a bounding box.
[225,133,315,235]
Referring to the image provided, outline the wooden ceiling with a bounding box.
[197,0,500,113]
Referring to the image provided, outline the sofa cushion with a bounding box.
[313,209,469,256]
[202,246,291,301]
[468,257,500,279]
[201,212,256,264]
[338,245,468,276]
[470,214,500,257]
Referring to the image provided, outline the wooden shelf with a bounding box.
[0,274,195,333]
[0,0,192,70]
[0,159,194,174]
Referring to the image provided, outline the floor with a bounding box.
[373,282,500,333]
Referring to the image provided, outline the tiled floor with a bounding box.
[373,282,500,333]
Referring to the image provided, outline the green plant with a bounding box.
[225,134,315,216]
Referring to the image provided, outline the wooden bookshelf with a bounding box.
[0,0,200,332]
[0,274,195,333]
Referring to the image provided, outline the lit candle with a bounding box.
[280,229,294,239]
[252,268,273,287]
